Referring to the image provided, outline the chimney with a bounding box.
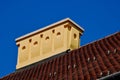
[15,18,84,69]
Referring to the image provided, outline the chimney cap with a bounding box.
[15,18,84,42]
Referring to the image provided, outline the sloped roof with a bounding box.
[1,32,120,80]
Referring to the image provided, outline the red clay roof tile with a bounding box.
[1,32,120,80]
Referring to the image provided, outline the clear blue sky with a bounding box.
[0,0,120,78]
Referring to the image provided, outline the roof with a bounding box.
[15,18,84,42]
[1,32,120,80]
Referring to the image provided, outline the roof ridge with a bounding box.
[81,31,120,48]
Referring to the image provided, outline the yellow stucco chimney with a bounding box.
[15,18,84,69]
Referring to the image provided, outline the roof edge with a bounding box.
[81,31,120,47]
[98,71,120,80]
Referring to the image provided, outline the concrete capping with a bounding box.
[15,18,84,42]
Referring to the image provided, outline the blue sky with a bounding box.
[0,0,120,78]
